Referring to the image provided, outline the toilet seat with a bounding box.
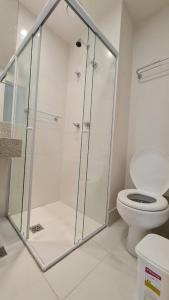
[117,150,169,256]
[117,150,169,211]
[118,189,168,212]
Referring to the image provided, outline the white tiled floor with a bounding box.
[12,201,101,268]
[0,217,137,300]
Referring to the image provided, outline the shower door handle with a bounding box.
[27,127,33,131]
[83,122,90,129]
[82,121,90,133]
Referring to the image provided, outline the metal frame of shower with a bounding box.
[0,0,118,271]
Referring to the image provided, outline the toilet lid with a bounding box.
[130,150,169,195]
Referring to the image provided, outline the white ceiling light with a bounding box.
[107,50,113,58]
[20,29,28,38]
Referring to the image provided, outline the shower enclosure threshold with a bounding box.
[8,202,106,272]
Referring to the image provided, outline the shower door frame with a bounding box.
[0,0,118,271]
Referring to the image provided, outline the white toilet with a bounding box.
[117,150,169,256]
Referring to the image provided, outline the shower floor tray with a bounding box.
[10,201,102,271]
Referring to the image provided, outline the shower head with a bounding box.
[76,39,82,47]
[76,38,89,49]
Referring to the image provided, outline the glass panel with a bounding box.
[74,29,96,243]
[0,82,5,122]
[75,33,116,241]
[83,37,116,238]
[2,64,15,124]
[21,29,42,238]
[8,40,33,232]
[0,0,18,69]
[27,0,90,265]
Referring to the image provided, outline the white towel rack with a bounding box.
[136,57,169,81]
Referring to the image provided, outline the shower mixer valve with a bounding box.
[73,122,80,128]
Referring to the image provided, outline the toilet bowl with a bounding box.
[117,150,169,256]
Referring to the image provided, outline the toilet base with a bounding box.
[127,226,149,257]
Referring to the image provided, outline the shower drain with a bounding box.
[30,224,44,233]
[0,246,7,258]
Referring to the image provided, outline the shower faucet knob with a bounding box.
[73,122,80,129]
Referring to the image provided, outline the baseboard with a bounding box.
[107,207,120,226]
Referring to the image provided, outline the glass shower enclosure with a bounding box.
[0,0,117,271]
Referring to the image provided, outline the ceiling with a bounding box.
[19,0,169,43]
[20,0,169,25]
[19,0,117,43]
[125,0,169,23]
[1,0,169,68]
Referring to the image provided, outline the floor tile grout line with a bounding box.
[9,232,61,300]
[21,243,61,300]
[92,227,129,255]
[0,220,60,300]
[62,252,110,300]
[63,244,137,300]
[42,233,136,300]
[39,222,126,300]
[42,272,61,300]
[93,239,138,267]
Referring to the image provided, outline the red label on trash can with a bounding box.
[145,267,161,280]
[145,267,161,297]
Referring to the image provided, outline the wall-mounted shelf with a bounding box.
[136,57,169,81]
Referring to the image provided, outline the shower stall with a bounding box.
[0,0,117,271]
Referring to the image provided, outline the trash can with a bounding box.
[136,234,169,300]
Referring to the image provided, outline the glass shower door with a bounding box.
[82,36,116,238]
[8,40,33,232]
[75,32,116,242]
[3,63,15,123]
[20,29,42,238]
[8,29,41,238]
[74,29,96,243]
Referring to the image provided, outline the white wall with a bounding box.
[79,0,122,51]
[0,0,18,69]
[14,4,69,209]
[96,0,122,51]
[108,3,134,222]
[59,32,88,210]
[31,25,68,208]
[16,4,36,48]
[126,5,169,191]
